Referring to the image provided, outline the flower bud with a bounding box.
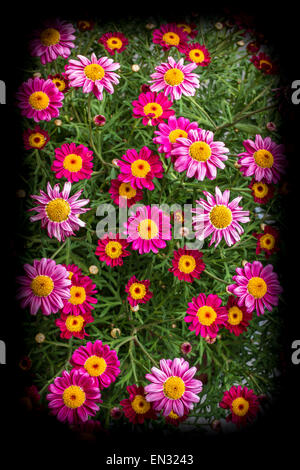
[110,407,123,419]
[93,114,106,126]
[242,259,248,267]
[54,119,62,126]
[35,333,45,344]
[110,328,121,338]
[181,342,192,355]
[237,40,245,47]
[130,305,139,312]
[215,22,223,30]
[89,265,99,275]
[131,64,140,72]
[266,121,276,132]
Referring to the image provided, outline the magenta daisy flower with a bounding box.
[253,225,279,258]
[62,274,98,316]
[117,147,164,191]
[16,258,71,316]
[98,31,128,55]
[55,310,94,340]
[132,91,175,126]
[48,73,70,94]
[95,232,131,267]
[124,205,172,254]
[120,385,157,424]
[227,260,282,316]
[108,178,143,208]
[23,125,50,150]
[219,385,260,427]
[168,247,205,283]
[250,52,277,74]
[237,135,286,183]
[16,77,64,122]
[51,143,94,182]
[153,115,199,158]
[65,53,120,100]
[184,293,228,338]
[192,187,250,247]
[62,263,83,281]
[47,369,101,424]
[182,43,211,67]
[70,340,120,390]
[29,181,90,242]
[152,23,188,52]
[125,275,153,307]
[144,358,203,417]
[171,128,229,180]
[150,56,200,101]
[176,22,198,38]
[29,19,76,65]
[224,296,253,336]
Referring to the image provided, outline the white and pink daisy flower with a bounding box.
[51,142,94,182]
[16,77,64,122]
[29,181,90,242]
[184,293,228,338]
[192,187,250,247]
[171,128,229,180]
[132,91,175,126]
[237,134,286,183]
[65,53,120,100]
[150,56,200,101]
[16,258,71,316]
[144,358,203,417]
[153,115,199,158]
[108,178,143,208]
[29,19,76,65]
[124,205,172,254]
[227,260,282,316]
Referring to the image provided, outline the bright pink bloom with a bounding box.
[185,293,228,338]
[16,258,71,316]
[98,31,128,55]
[47,369,101,424]
[219,385,260,427]
[224,296,253,336]
[182,42,211,66]
[108,178,143,208]
[153,115,199,158]
[169,247,205,283]
[62,274,98,316]
[132,91,175,126]
[152,23,188,52]
[23,125,50,150]
[227,260,282,316]
[117,147,163,191]
[145,358,203,417]
[95,232,131,267]
[55,310,94,340]
[120,385,158,424]
[51,142,94,182]
[125,275,153,307]
[70,340,120,390]
[62,264,83,281]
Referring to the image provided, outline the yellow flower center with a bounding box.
[253,149,274,168]
[189,141,212,161]
[228,306,243,325]
[231,397,249,416]
[163,376,185,400]
[177,23,191,33]
[65,314,85,332]
[68,271,74,280]
[178,255,196,273]
[197,305,217,326]
[164,68,185,86]
[63,154,83,172]
[28,132,46,148]
[131,159,151,178]
[84,355,107,376]
[84,64,105,81]
[28,91,50,110]
[137,218,159,239]
[106,37,123,49]
[260,233,275,250]
[169,129,188,143]
[247,277,267,298]
[129,282,146,300]
[169,410,179,419]
[105,241,123,259]
[209,205,233,229]
[62,385,86,409]
[68,286,87,305]
[131,395,151,414]
[31,275,54,297]
[40,28,61,46]
[118,182,137,199]
[52,78,66,91]
[46,198,71,223]
[143,102,163,119]
[162,32,180,45]
[252,182,269,198]
[189,49,205,63]
[259,59,272,70]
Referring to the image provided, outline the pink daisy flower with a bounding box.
[237,135,286,183]
[250,52,277,75]
[176,22,198,38]
[65,53,120,100]
[16,258,71,316]
[253,225,279,258]
[192,187,250,247]
[144,358,203,417]
[62,274,98,316]
[153,115,199,158]
[150,56,200,101]
[29,181,90,242]
[219,385,260,427]
[95,232,131,267]
[48,73,70,94]
[227,260,283,316]
[51,143,94,182]
[132,91,175,126]
[165,410,189,426]
[16,77,64,122]
[249,178,275,204]
[55,310,94,340]
[171,128,229,180]
[120,385,158,424]
[70,340,120,390]
[108,178,143,208]
[152,23,188,52]
[98,31,128,55]
[62,263,83,281]
[168,247,205,283]
[125,275,153,307]
[29,19,76,65]
[224,296,253,336]
[124,204,172,254]
[184,293,228,338]
[182,42,211,67]
[23,125,50,150]
[47,369,101,424]
[117,147,164,191]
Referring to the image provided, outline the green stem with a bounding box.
[133,336,158,367]
[188,96,217,129]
